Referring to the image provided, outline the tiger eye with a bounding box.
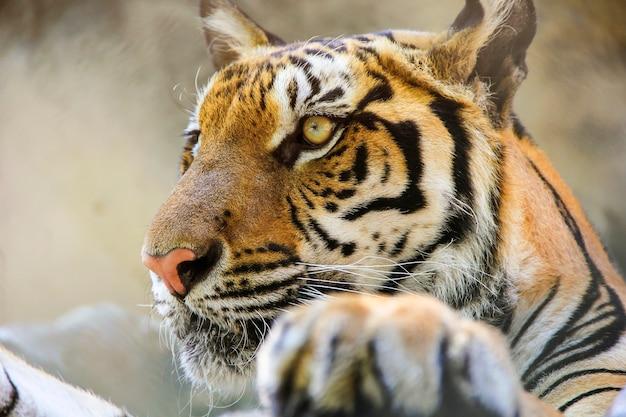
[302,116,335,146]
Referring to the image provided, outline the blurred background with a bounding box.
[0,0,624,416]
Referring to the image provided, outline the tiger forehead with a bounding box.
[196,43,367,143]
[194,31,446,149]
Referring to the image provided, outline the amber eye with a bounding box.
[302,116,336,147]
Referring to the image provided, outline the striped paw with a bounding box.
[257,294,522,417]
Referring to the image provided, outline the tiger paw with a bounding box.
[256,295,521,417]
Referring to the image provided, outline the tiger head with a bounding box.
[142,0,536,382]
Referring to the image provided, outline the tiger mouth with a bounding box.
[164,270,358,378]
[173,310,273,376]
[169,287,303,376]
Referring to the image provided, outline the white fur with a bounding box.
[0,347,127,417]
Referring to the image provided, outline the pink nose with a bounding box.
[142,248,197,296]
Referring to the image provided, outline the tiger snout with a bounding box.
[141,161,238,297]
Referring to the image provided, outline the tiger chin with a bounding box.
[142,0,626,416]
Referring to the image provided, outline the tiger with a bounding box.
[2,0,626,416]
[137,0,626,416]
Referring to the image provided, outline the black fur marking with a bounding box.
[559,387,622,412]
[273,127,304,168]
[0,369,19,417]
[430,96,475,244]
[341,243,357,257]
[336,189,356,200]
[325,202,339,213]
[231,296,296,313]
[289,55,321,102]
[339,170,352,182]
[288,78,299,110]
[343,114,425,221]
[377,242,387,255]
[304,48,335,60]
[265,243,294,255]
[309,219,355,253]
[540,369,626,399]
[521,159,626,393]
[228,257,300,275]
[288,55,312,72]
[318,87,345,103]
[287,196,312,241]
[298,188,316,209]
[511,281,559,348]
[390,232,410,256]
[479,144,506,317]
[353,145,369,183]
[309,219,356,256]
[357,81,393,111]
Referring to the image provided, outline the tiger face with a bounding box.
[142,0,535,382]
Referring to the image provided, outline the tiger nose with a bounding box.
[142,243,223,297]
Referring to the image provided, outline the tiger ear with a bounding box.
[200,0,284,69]
[429,0,537,127]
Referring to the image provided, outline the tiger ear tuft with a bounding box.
[200,0,284,69]
[430,0,537,127]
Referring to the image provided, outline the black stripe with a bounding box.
[298,188,315,209]
[325,202,338,213]
[341,243,356,257]
[227,257,300,275]
[511,281,559,348]
[540,369,626,399]
[522,159,625,392]
[343,114,425,221]
[217,276,299,299]
[430,96,475,244]
[304,48,335,60]
[356,80,393,111]
[287,78,298,110]
[335,189,356,199]
[352,144,369,183]
[0,370,19,417]
[286,196,311,242]
[566,311,617,337]
[317,87,344,103]
[308,219,356,255]
[479,144,507,320]
[390,232,410,256]
[231,295,296,313]
[266,242,295,255]
[288,55,321,102]
[559,387,622,412]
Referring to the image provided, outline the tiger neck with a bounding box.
[490,126,626,339]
